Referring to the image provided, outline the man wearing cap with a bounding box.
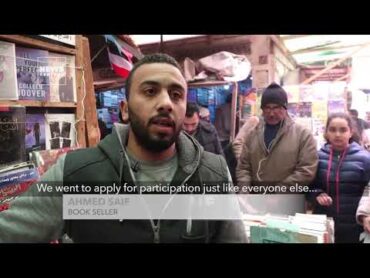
[236,83,318,213]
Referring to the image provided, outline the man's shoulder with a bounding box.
[198,151,228,179]
[66,147,103,158]
[359,118,370,128]
[199,120,217,134]
[64,147,108,175]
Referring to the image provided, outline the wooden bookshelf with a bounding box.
[0,100,77,108]
[0,35,76,55]
[0,35,99,148]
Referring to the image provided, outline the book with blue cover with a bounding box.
[0,161,39,209]
[16,46,49,101]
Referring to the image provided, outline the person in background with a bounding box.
[58,64,74,102]
[215,94,232,150]
[349,109,370,148]
[349,109,370,136]
[308,112,370,243]
[183,102,224,156]
[236,83,318,215]
[356,181,370,242]
[199,106,210,122]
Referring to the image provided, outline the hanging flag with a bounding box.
[104,35,138,79]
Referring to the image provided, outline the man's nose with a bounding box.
[156,89,173,113]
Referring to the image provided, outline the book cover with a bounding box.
[45,113,75,150]
[299,85,314,102]
[48,53,76,102]
[287,103,300,118]
[298,102,312,117]
[0,41,18,100]
[312,100,327,125]
[16,46,49,101]
[0,161,39,209]
[25,113,46,158]
[250,226,319,243]
[0,106,26,167]
[328,100,346,114]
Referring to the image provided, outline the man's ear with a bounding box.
[120,100,129,123]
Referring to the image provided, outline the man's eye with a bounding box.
[144,88,156,96]
[170,90,183,100]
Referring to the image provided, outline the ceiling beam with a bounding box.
[270,35,297,68]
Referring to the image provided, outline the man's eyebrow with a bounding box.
[169,83,186,91]
[139,80,160,87]
[139,80,186,91]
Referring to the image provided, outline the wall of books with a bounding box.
[0,35,95,210]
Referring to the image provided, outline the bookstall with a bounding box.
[0,35,98,209]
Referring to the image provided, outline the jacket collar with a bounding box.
[97,123,204,178]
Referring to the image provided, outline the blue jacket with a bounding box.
[309,142,370,242]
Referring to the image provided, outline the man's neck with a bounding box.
[126,129,176,162]
[265,121,281,127]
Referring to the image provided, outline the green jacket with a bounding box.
[0,124,247,243]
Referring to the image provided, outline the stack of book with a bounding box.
[0,161,39,211]
[244,213,334,243]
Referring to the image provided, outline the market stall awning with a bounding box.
[281,35,370,65]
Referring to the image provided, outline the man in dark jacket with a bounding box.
[0,53,246,243]
[349,109,370,137]
[183,102,224,156]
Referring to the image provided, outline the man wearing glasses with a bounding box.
[236,83,318,214]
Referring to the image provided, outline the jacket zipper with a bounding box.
[153,224,160,243]
[121,146,201,243]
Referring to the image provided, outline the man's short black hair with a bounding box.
[349,109,359,117]
[125,53,184,101]
[186,102,200,117]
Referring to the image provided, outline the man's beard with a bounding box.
[128,107,181,152]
